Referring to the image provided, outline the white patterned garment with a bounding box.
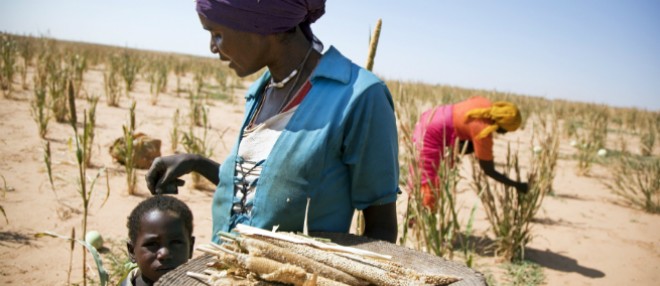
[232,106,298,215]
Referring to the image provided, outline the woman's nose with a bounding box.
[209,39,219,54]
[210,35,222,54]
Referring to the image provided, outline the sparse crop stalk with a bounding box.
[47,53,71,122]
[170,108,181,153]
[393,86,462,259]
[188,89,203,127]
[67,80,109,285]
[181,107,213,189]
[104,55,122,107]
[606,154,660,214]
[120,50,141,94]
[122,101,138,195]
[31,71,50,138]
[1,34,19,98]
[174,59,188,96]
[640,117,657,156]
[68,53,88,98]
[43,140,55,191]
[147,62,168,105]
[18,37,34,90]
[471,115,559,261]
[83,96,99,167]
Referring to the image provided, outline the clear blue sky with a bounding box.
[2,0,659,110]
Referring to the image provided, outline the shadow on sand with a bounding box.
[456,234,605,278]
[0,231,33,247]
[525,247,605,278]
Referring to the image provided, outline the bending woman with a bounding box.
[413,96,528,209]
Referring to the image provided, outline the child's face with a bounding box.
[128,209,194,283]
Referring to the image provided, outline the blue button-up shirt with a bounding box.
[211,46,399,242]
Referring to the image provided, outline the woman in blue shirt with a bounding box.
[145,0,399,243]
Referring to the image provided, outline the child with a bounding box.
[121,195,195,286]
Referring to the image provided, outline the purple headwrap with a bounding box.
[196,0,325,41]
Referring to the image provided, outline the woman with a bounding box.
[412,96,528,209]
[146,0,399,243]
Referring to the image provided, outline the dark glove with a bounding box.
[145,154,192,195]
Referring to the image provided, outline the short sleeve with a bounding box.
[341,83,399,210]
[467,120,494,161]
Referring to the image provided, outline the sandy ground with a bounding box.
[0,65,659,286]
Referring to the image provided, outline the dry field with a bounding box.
[0,35,659,285]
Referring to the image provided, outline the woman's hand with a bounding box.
[145,154,195,195]
[515,182,529,195]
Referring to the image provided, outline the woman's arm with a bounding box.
[363,202,397,243]
[478,159,528,194]
[146,154,220,194]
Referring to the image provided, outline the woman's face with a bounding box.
[128,209,194,284]
[199,14,271,77]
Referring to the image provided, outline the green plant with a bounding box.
[1,34,18,98]
[104,55,122,107]
[31,71,50,138]
[105,238,137,284]
[18,37,34,90]
[189,89,204,127]
[147,62,168,105]
[502,260,545,286]
[471,116,559,261]
[82,96,99,167]
[606,155,660,213]
[67,80,110,286]
[68,53,88,98]
[394,90,463,259]
[640,117,657,156]
[47,54,70,123]
[174,59,188,96]
[120,50,141,94]
[181,107,214,189]
[35,231,109,286]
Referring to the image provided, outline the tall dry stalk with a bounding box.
[471,116,559,261]
[364,18,382,71]
[170,108,181,153]
[122,101,138,195]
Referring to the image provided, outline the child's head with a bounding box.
[126,195,195,284]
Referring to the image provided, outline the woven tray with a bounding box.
[155,232,487,286]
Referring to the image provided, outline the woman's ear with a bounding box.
[126,241,136,262]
